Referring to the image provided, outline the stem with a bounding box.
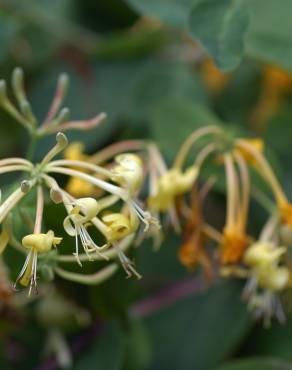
[26,134,37,161]
[34,186,44,234]
[54,264,118,285]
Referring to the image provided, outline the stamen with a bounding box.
[113,242,141,279]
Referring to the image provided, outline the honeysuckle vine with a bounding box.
[1,68,292,327]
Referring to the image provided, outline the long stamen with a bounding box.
[56,234,134,263]
[48,113,106,133]
[174,126,222,169]
[113,241,141,279]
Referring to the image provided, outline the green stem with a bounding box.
[26,135,37,161]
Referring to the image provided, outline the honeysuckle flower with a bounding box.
[243,240,290,326]
[243,241,286,267]
[63,141,145,198]
[220,152,251,264]
[101,210,139,242]
[15,230,62,295]
[63,197,107,265]
[110,153,144,195]
[148,166,198,212]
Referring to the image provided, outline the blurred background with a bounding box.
[1,1,292,369]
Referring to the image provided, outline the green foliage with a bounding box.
[189,0,250,70]
[145,281,251,370]
[216,357,292,370]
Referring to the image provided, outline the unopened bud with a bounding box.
[56,132,68,147]
[21,180,31,193]
[20,100,36,125]
[12,67,26,103]
[50,188,63,204]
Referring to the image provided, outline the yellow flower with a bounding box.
[64,143,95,197]
[64,142,87,162]
[148,166,198,212]
[256,265,289,292]
[22,230,62,253]
[16,230,62,293]
[244,242,286,267]
[63,197,105,264]
[111,154,144,194]
[102,211,139,242]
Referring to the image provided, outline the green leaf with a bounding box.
[216,357,292,370]
[189,0,250,70]
[125,0,195,27]
[246,0,292,70]
[123,320,152,370]
[242,315,292,362]
[73,322,125,370]
[145,280,251,370]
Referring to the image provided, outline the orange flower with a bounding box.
[220,227,249,264]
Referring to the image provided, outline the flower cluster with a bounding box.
[0,69,159,296]
[1,68,292,326]
[147,124,292,325]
